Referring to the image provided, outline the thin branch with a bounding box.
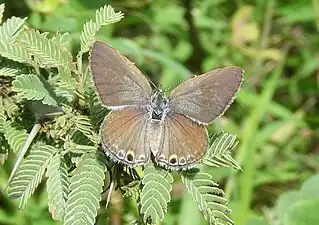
[181,0,207,73]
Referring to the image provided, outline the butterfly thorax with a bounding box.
[148,89,169,121]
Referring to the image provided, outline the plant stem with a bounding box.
[251,0,275,85]
[181,0,207,73]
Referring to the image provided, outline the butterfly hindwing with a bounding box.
[100,109,151,167]
[153,113,208,170]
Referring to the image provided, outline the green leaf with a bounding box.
[57,65,72,84]
[53,32,73,82]
[46,154,69,221]
[140,166,174,224]
[12,74,58,106]
[182,171,233,225]
[17,29,71,68]
[0,40,33,64]
[6,123,41,190]
[8,144,57,208]
[3,98,19,118]
[284,200,319,225]
[0,67,19,77]
[275,191,300,223]
[86,90,108,132]
[51,32,72,51]
[0,110,6,133]
[55,79,76,103]
[0,134,9,165]
[3,121,28,153]
[64,140,97,154]
[79,5,124,54]
[0,16,27,42]
[299,174,319,200]
[64,152,107,225]
[73,115,96,143]
[203,133,241,170]
[0,4,4,24]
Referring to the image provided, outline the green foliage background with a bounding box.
[0,0,318,225]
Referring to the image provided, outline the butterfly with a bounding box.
[89,41,243,170]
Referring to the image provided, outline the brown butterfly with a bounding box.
[90,41,243,170]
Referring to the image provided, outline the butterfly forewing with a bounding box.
[154,113,208,170]
[100,109,151,166]
[90,41,152,109]
[169,67,243,124]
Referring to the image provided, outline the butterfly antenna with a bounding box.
[164,74,195,92]
[149,78,157,90]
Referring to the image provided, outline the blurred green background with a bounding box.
[0,0,318,225]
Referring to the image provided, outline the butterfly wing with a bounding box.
[90,41,152,109]
[100,109,152,167]
[169,67,243,124]
[153,113,208,170]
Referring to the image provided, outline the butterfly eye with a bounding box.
[126,151,135,162]
[169,155,178,165]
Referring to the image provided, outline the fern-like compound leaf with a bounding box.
[57,65,73,85]
[140,166,174,224]
[52,79,76,104]
[0,134,9,165]
[46,154,69,221]
[95,5,125,27]
[8,144,57,209]
[0,4,4,24]
[86,91,108,132]
[0,103,7,133]
[0,16,27,42]
[0,109,6,133]
[64,140,97,154]
[182,171,234,225]
[51,32,72,51]
[3,98,19,118]
[73,115,95,143]
[80,5,124,53]
[0,67,19,77]
[3,121,28,153]
[17,29,72,68]
[80,20,97,54]
[6,123,41,191]
[203,133,241,170]
[64,152,107,225]
[12,74,58,106]
[0,40,32,64]
[51,32,73,82]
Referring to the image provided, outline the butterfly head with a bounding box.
[149,88,169,121]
